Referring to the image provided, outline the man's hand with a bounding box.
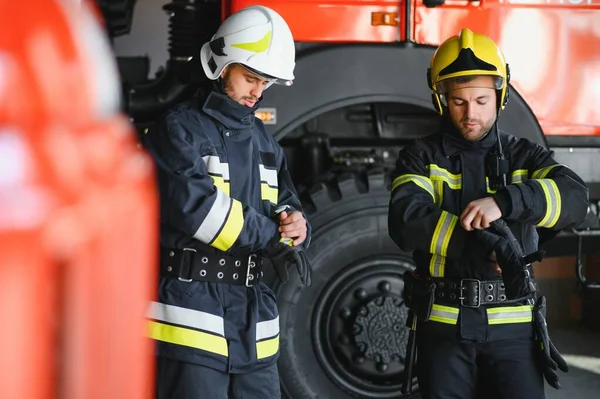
[460,197,502,231]
[263,236,312,287]
[475,220,538,299]
[278,211,307,246]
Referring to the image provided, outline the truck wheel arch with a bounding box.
[260,43,547,148]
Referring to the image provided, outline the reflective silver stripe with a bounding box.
[511,169,528,184]
[256,316,280,341]
[534,179,561,228]
[487,169,529,193]
[430,212,457,256]
[428,165,461,190]
[147,301,225,336]
[487,305,533,325]
[432,180,444,206]
[392,174,435,200]
[259,164,278,187]
[429,254,445,278]
[532,164,562,179]
[429,304,459,325]
[202,155,230,180]
[193,188,232,244]
[429,211,458,277]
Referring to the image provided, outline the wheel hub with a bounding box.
[313,256,415,398]
[353,294,408,370]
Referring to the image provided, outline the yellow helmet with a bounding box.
[427,28,510,115]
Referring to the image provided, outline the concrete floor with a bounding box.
[544,324,600,399]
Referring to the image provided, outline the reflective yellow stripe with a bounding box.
[392,174,435,200]
[486,178,496,194]
[203,155,231,196]
[511,169,528,183]
[486,169,529,193]
[426,164,459,205]
[428,304,533,326]
[231,30,272,53]
[441,214,457,256]
[256,317,280,359]
[259,164,279,204]
[261,183,278,204]
[433,180,444,206]
[193,189,240,248]
[429,212,458,277]
[532,164,561,179]
[210,176,230,196]
[429,255,445,278]
[429,304,459,325]
[487,305,533,325]
[148,321,229,356]
[534,179,561,228]
[256,335,279,359]
[427,164,462,190]
[211,199,244,251]
[148,301,224,336]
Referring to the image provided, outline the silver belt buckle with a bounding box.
[246,254,258,287]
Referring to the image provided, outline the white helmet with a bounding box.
[200,5,295,87]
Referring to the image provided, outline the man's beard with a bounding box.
[222,72,258,105]
[458,117,495,141]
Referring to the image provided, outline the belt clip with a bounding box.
[246,254,257,287]
[459,278,481,308]
[178,248,196,282]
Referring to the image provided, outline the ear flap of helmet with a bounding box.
[431,94,443,115]
[426,68,433,90]
[500,63,511,109]
[427,68,444,115]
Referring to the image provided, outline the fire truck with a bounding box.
[98,0,600,397]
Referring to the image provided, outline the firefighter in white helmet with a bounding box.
[200,5,296,87]
[143,5,311,399]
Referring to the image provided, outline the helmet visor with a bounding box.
[436,75,503,95]
[239,63,293,87]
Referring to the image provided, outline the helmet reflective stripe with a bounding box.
[200,5,295,87]
[231,30,272,53]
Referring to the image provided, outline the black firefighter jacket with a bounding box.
[142,86,311,373]
[388,121,588,342]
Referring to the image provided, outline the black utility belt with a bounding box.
[160,247,263,287]
[431,277,530,308]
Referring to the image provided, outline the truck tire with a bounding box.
[272,169,420,399]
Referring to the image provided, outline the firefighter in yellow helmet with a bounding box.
[389,29,588,398]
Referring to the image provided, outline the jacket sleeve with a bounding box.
[388,145,478,259]
[492,142,589,230]
[272,140,312,249]
[144,112,279,253]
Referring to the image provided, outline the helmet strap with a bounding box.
[486,114,509,190]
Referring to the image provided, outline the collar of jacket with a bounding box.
[441,116,497,157]
[201,90,262,130]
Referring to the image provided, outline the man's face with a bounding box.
[221,64,269,107]
[444,75,498,141]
